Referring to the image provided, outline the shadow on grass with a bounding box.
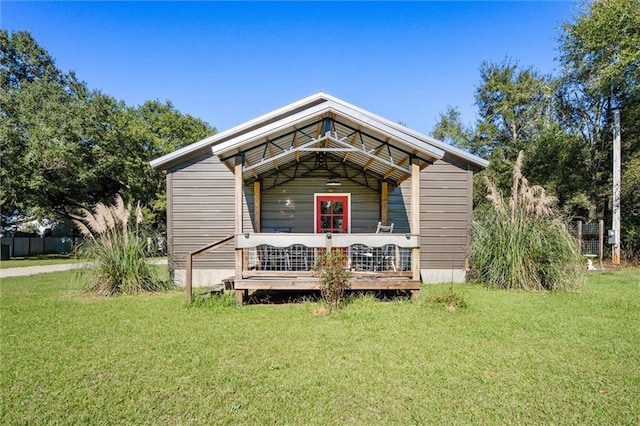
[244,289,414,305]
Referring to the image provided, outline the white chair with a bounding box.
[350,244,374,271]
[376,222,396,271]
[376,222,394,233]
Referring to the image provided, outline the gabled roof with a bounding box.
[150,93,488,182]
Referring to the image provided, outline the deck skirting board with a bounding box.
[172,268,235,287]
[420,268,466,284]
[234,277,420,291]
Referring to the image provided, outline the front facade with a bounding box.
[151,93,487,301]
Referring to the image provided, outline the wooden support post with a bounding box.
[242,248,249,276]
[254,181,261,232]
[381,181,388,226]
[577,220,583,255]
[410,159,421,282]
[235,289,247,306]
[599,219,604,267]
[235,156,244,281]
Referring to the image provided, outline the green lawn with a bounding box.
[0,256,165,269]
[1,268,639,424]
[0,255,81,269]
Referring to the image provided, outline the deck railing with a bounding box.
[185,235,235,301]
[235,233,419,278]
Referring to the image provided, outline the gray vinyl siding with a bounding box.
[167,154,472,272]
[387,187,411,233]
[261,179,380,233]
[394,160,473,269]
[168,152,253,271]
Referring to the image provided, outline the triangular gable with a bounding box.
[150,93,488,179]
[211,99,446,186]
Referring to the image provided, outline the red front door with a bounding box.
[315,195,349,234]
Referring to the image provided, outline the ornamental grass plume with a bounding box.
[72,194,171,296]
[470,152,585,291]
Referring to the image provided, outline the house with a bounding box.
[150,93,488,304]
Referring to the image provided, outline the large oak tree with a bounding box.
[1,30,214,230]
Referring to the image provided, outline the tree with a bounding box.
[559,0,640,257]
[1,30,215,231]
[1,45,105,220]
[467,61,559,204]
[431,106,475,152]
[119,100,214,228]
[475,60,556,159]
[559,0,640,105]
[0,29,65,89]
[432,0,640,259]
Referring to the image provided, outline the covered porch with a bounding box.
[186,105,444,303]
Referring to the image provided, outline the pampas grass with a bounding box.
[470,152,585,291]
[73,194,171,296]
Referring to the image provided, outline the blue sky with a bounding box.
[2,1,578,135]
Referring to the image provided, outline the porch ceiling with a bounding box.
[215,109,442,187]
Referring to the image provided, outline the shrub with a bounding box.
[430,286,468,310]
[311,249,351,312]
[73,195,171,296]
[470,152,585,291]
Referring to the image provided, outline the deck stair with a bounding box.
[200,283,225,296]
[222,277,235,291]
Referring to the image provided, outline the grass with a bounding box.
[73,195,170,296]
[1,268,639,424]
[471,152,585,291]
[0,254,81,269]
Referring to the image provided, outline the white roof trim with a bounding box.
[150,92,329,169]
[150,91,488,170]
[210,102,333,157]
[321,93,489,169]
[211,100,445,160]
[321,101,445,160]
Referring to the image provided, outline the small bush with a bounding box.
[73,195,171,296]
[471,152,585,291]
[430,286,468,310]
[311,249,351,312]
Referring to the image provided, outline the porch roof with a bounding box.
[150,93,488,183]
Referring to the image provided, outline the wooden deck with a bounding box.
[185,232,422,304]
[231,275,421,305]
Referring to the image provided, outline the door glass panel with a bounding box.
[316,195,349,234]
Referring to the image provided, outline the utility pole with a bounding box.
[612,109,621,265]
